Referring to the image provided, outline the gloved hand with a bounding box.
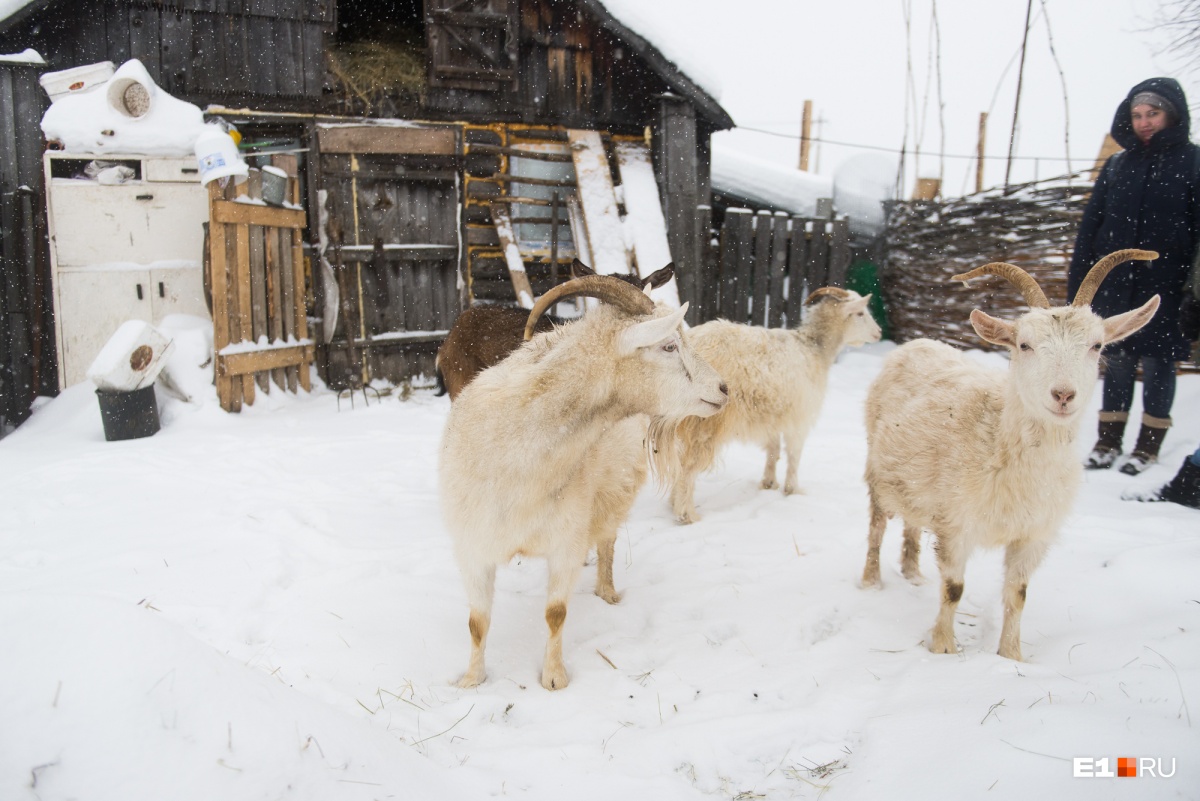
[1181,293,1200,341]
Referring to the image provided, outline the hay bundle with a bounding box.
[327,33,427,115]
[883,177,1088,350]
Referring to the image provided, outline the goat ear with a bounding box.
[618,303,689,354]
[969,308,1016,347]
[643,263,675,289]
[1103,294,1160,344]
[845,295,871,313]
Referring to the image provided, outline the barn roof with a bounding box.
[1,0,733,130]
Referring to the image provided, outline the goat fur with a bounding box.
[440,298,726,690]
[860,255,1160,661]
[670,289,881,523]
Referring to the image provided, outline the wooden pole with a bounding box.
[1004,0,1034,193]
[976,111,988,193]
[799,100,813,171]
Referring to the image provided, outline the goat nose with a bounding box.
[1052,388,1076,406]
[719,382,729,396]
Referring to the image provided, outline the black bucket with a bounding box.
[96,384,161,441]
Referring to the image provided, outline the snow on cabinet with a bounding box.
[44,152,210,388]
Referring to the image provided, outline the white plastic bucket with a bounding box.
[194,125,248,185]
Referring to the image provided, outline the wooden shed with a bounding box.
[0,0,733,412]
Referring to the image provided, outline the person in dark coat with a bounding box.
[1068,77,1200,475]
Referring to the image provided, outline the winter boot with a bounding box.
[1084,412,1127,469]
[1119,415,1171,475]
[1122,457,1200,509]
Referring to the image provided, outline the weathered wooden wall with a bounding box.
[0,62,53,429]
[3,0,332,109]
[693,208,852,328]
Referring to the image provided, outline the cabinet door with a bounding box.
[49,181,209,265]
[57,267,152,387]
[149,263,209,321]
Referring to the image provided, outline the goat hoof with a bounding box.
[928,636,957,655]
[456,671,486,689]
[761,478,778,490]
[541,667,569,691]
[997,645,1023,662]
[860,573,882,589]
[676,511,699,525]
[902,569,926,585]
[782,484,802,496]
[595,587,623,605]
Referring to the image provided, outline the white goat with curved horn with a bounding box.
[440,274,727,690]
[860,249,1159,661]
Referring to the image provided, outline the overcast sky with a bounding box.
[635,0,1186,198]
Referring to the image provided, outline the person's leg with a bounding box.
[1087,350,1136,468]
[1120,356,1176,475]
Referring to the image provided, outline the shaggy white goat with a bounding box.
[670,287,881,523]
[860,250,1160,661]
[439,275,728,690]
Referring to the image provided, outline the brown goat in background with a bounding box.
[434,261,675,400]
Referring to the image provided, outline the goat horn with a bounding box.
[805,286,852,305]
[951,262,1050,309]
[524,274,656,340]
[1071,249,1158,307]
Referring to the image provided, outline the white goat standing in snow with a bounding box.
[860,250,1159,660]
[670,287,881,523]
[439,275,728,690]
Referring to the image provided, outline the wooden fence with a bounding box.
[207,158,313,412]
[684,208,851,327]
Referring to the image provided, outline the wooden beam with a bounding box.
[490,203,535,309]
[976,111,988,193]
[317,126,458,156]
[799,100,813,171]
[212,201,306,229]
[218,344,315,377]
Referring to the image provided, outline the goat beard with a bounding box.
[645,416,682,492]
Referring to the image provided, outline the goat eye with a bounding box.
[661,341,678,353]
[1019,343,1032,352]
[1092,343,1103,351]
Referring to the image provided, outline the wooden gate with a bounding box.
[317,124,462,387]
[690,208,851,327]
[208,159,312,412]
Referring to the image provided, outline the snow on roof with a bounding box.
[41,59,207,156]
[712,145,895,238]
[591,0,722,103]
[712,145,833,218]
[0,0,35,24]
[0,47,42,63]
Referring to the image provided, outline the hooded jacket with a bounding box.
[1067,77,1199,361]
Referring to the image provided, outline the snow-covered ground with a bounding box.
[1,330,1197,800]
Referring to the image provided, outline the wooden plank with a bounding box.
[159,7,192,96]
[785,216,808,327]
[129,6,162,78]
[767,214,789,328]
[266,225,285,390]
[317,126,458,156]
[615,140,678,306]
[250,223,269,392]
[751,211,772,327]
[234,191,255,405]
[827,218,851,287]
[694,204,713,324]
[734,211,755,324]
[490,202,534,309]
[567,129,629,275]
[806,219,830,293]
[212,200,305,229]
[718,209,747,322]
[274,154,300,391]
[291,230,310,392]
[218,344,314,376]
[207,182,234,411]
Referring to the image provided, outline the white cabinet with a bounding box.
[45,153,211,388]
